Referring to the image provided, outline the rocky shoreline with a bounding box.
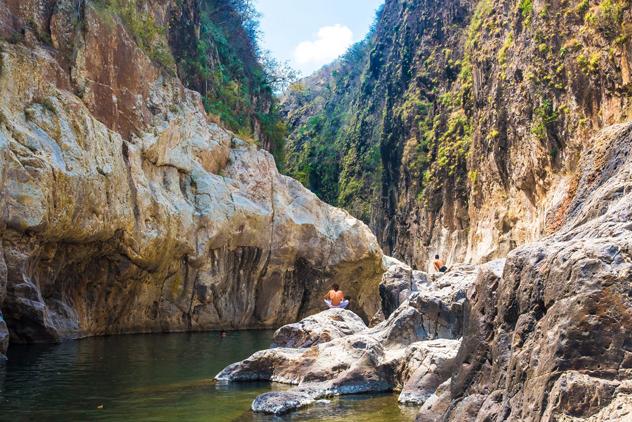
[215,258,479,415]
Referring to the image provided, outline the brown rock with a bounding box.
[0,10,384,353]
[437,124,632,421]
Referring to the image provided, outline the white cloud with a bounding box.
[294,24,354,73]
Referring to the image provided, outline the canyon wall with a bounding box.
[217,122,632,420]
[0,0,383,359]
[420,122,632,421]
[282,0,632,270]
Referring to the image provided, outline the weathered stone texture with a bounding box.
[0,2,384,359]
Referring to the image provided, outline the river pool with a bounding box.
[0,331,417,421]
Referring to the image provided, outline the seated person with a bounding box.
[324,283,349,309]
[433,255,448,273]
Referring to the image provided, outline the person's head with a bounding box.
[332,283,339,291]
[435,254,440,260]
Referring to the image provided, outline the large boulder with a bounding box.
[232,334,458,415]
[379,257,413,318]
[216,263,478,415]
[379,256,428,317]
[411,264,481,339]
[397,340,459,405]
[271,308,367,348]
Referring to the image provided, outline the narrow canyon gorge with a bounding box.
[0,0,631,421]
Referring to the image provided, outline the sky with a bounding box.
[254,0,385,77]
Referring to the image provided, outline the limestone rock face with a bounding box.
[271,308,367,348]
[430,124,632,421]
[216,263,476,414]
[0,5,384,358]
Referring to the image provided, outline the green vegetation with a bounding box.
[94,0,295,166]
[282,10,382,211]
[576,51,601,73]
[290,113,343,204]
[585,0,628,38]
[468,170,478,184]
[275,0,632,241]
[531,99,559,141]
[436,110,473,175]
[498,33,513,65]
[465,0,493,50]
[519,0,534,23]
[575,0,590,16]
[179,2,266,135]
[172,0,294,165]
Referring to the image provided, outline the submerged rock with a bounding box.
[271,308,367,348]
[251,390,316,415]
[0,316,8,360]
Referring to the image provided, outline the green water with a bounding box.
[0,331,416,421]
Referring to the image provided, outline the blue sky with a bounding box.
[254,0,385,76]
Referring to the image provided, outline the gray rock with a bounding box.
[271,308,367,348]
[380,257,432,318]
[397,340,459,405]
[408,264,481,340]
[217,264,478,414]
[252,390,316,415]
[437,124,632,421]
[415,379,452,421]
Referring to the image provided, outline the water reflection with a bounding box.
[0,331,415,421]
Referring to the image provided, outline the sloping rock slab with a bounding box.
[397,339,460,405]
[271,308,367,348]
[434,124,632,421]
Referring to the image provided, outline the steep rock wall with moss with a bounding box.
[282,0,632,270]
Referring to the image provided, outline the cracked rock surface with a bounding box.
[216,265,475,414]
[271,308,367,348]
[418,123,632,421]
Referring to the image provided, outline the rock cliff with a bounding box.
[0,1,383,359]
[282,0,632,270]
[418,123,632,421]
